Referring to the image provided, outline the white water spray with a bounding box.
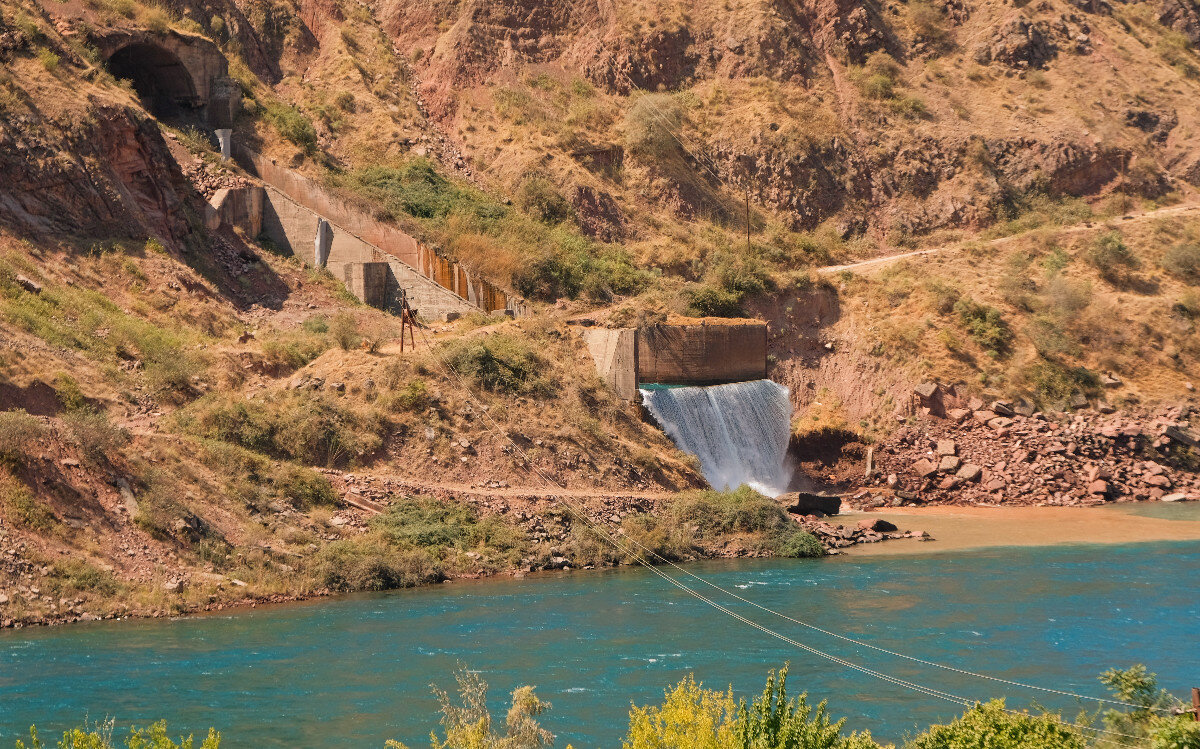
[640,379,794,497]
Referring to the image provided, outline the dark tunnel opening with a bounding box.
[106,43,203,125]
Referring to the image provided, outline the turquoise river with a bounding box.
[2,538,1199,747]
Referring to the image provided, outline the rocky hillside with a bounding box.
[2,0,1200,627]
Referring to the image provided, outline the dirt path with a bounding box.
[818,201,1200,275]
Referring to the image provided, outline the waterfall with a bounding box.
[640,379,794,497]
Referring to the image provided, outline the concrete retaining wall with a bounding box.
[237,149,516,313]
[579,321,767,399]
[258,186,477,319]
[205,186,263,236]
[580,328,638,401]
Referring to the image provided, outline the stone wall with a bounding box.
[579,321,768,399]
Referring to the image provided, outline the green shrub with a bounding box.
[660,486,823,558]
[1087,231,1139,283]
[309,538,440,591]
[18,720,220,749]
[776,530,824,559]
[37,48,60,73]
[54,372,89,411]
[1162,243,1200,284]
[954,298,1011,355]
[513,243,649,301]
[909,700,1083,749]
[261,330,331,370]
[379,379,428,412]
[1024,359,1098,405]
[370,496,526,554]
[274,464,337,509]
[1150,718,1200,749]
[860,74,894,100]
[390,669,554,749]
[440,334,554,396]
[330,312,359,351]
[516,177,574,224]
[624,674,740,749]
[47,559,123,597]
[340,159,463,219]
[177,391,384,467]
[0,409,46,462]
[624,94,683,160]
[64,410,130,463]
[736,665,881,749]
[0,470,56,531]
[687,252,774,317]
[269,104,318,154]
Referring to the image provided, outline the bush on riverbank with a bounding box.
[306,495,531,592]
[563,487,823,568]
[670,486,824,559]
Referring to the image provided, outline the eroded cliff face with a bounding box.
[0,104,193,242]
[363,0,1197,243]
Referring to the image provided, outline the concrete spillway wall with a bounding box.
[580,320,768,400]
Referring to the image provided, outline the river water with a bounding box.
[2,539,1199,747]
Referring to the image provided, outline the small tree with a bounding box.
[386,668,555,749]
[735,666,881,749]
[624,674,739,749]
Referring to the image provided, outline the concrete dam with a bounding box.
[580,319,794,496]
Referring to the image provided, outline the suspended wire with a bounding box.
[602,68,1174,719]
[402,323,1158,746]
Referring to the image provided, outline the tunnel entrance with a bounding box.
[106,43,202,124]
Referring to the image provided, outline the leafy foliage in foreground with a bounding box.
[16,720,219,749]
[624,667,881,749]
[907,700,1084,749]
[24,665,1200,749]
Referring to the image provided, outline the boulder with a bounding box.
[991,400,1015,417]
[857,518,898,532]
[1087,479,1110,495]
[914,458,939,477]
[947,408,972,423]
[1162,493,1189,502]
[938,455,962,473]
[936,439,957,456]
[956,464,983,482]
[780,492,842,516]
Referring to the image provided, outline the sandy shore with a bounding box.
[838,502,1200,556]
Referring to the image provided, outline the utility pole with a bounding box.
[1191,687,1199,722]
[746,183,751,254]
[398,288,417,352]
[743,155,753,254]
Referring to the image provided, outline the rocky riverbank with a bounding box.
[844,390,1200,510]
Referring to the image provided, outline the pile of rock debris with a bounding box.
[854,390,1200,508]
